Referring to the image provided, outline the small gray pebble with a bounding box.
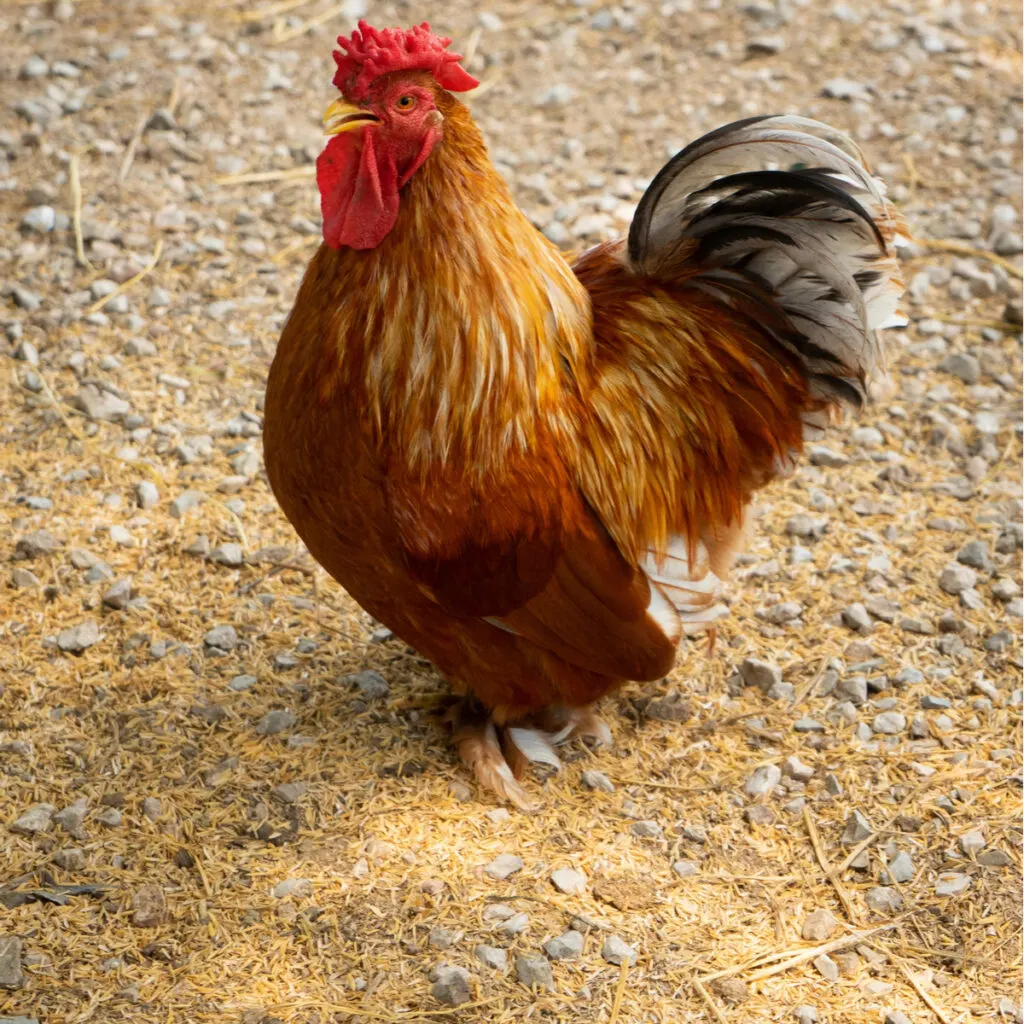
[744,764,781,797]
[782,755,814,781]
[935,872,971,896]
[209,543,244,567]
[169,490,205,518]
[550,867,586,895]
[515,955,554,991]
[84,565,113,589]
[496,912,529,936]
[204,625,238,651]
[831,701,858,726]
[203,304,245,332]
[53,847,85,871]
[865,596,899,623]
[978,849,1012,867]
[256,710,297,735]
[894,667,924,686]
[0,935,25,990]
[16,530,60,560]
[428,925,458,950]
[543,929,583,961]
[125,337,158,357]
[601,935,637,966]
[53,799,87,834]
[475,944,507,971]
[872,712,906,735]
[785,514,828,539]
[272,782,307,804]
[745,805,775,826]
[899,616,936,635]
[957,540,991,571]
[865,886,903,914]
[959,829,985,856]
[57,621,100,653]
[97,807,122,828]
[842,810,872,844]
[739,657,782,691]
[102,579,133,610]
[485,853,523,880]
[12,286,42,311]
[887,851,914,883]
[939,353,980,384]
[482,903,516,923]
[838,675,868,704]
[985,630,1013,653]
[802,909,838,942]
[885,1012,913,1024]
[813,953,839,983]
[630,819,663,839]
[842,603,873,632]
[11,804,55,835]
[809,446,847,467]
[747,34,785,54]
[184,536,211,557]
[135,481,159,509]
[272,878,311,899]
[581,769,615,792]
[341,670,389,700]
[794,717,825,733]
[939,564,978,595]
[21,205,56,233]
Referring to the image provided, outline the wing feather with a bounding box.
[401,494,680,684]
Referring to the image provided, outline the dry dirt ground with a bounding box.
[1,1,1022,1022]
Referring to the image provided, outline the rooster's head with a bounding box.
[317,21,478,251]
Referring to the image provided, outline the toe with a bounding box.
[571,706,613,748]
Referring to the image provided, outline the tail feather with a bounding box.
[628,114,906,411]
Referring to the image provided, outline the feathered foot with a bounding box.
[449,699,612,812]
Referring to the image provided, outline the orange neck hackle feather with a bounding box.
[298,92,593,481]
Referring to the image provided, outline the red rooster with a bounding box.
[264,22,905,808]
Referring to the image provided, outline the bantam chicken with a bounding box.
[264,21,905,809]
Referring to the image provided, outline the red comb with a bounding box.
[332,21,479,100]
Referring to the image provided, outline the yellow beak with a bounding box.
[322,98,380,136]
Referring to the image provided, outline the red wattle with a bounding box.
[317,131,399,251]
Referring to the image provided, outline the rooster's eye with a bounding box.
[395,94,417,112]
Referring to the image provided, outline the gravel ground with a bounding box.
[1,1,1022,1022]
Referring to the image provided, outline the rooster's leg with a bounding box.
[450,698,539,812]
[449,699,613,811]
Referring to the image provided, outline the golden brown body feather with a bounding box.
[265,91,901,806]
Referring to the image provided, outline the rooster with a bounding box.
[264,22,905,809]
